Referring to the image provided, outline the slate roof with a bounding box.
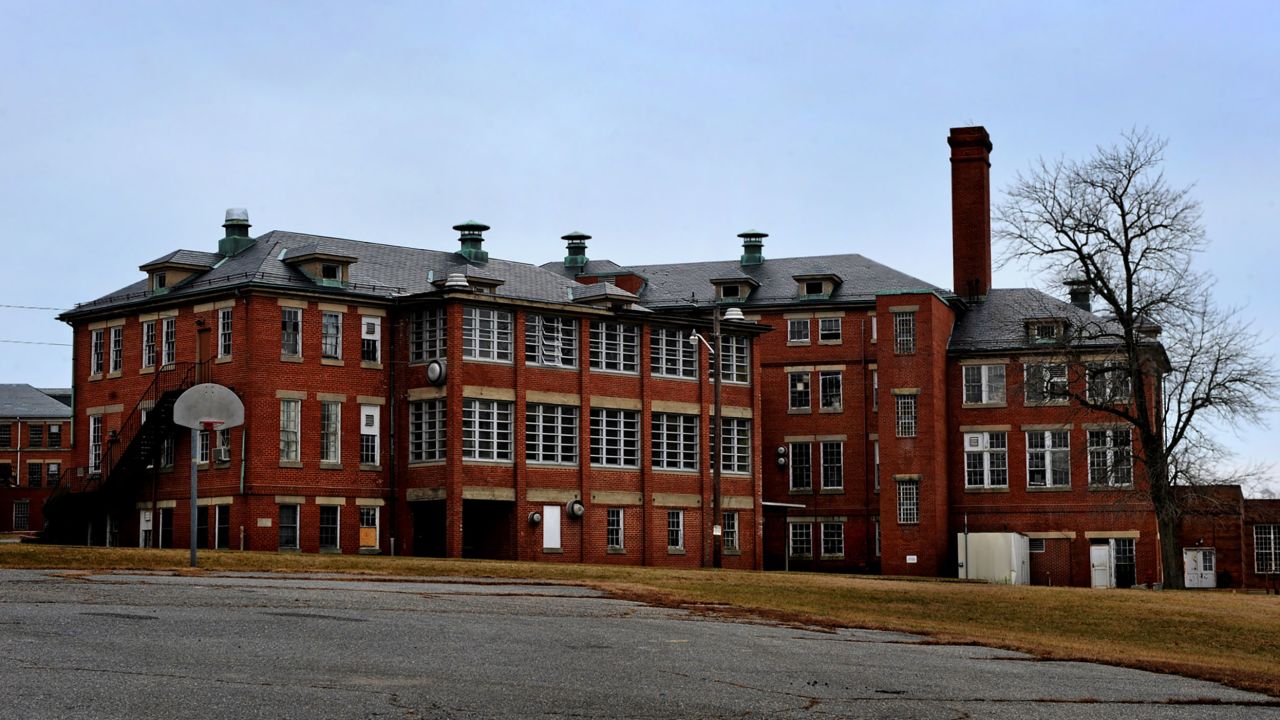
[571,282,639,302]
[949,288,1127,353]
[541,260,627,278]
[140,249,222,269]
[0,385,73,419]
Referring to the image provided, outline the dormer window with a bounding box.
[321,263,340,281]
[154,272,167,290]
[139,251,216,295]
[721,284,741,299]
[281,245,356,287]
[804,280,823,296]
[1027,320,1066,342]
[710,276,758,303]
[793,273,842,300]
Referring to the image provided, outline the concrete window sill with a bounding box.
[361,361,383,370]
[667,548,686,555]
[1026,485,1072,492]
[280,355,303,364]
[820,488,844,495]
[964,486,1010,493]
[542,548,563,555]
[788,408,811,415]
[788,488,813,495]
[320,463,344,471]
[606,548,626,555]
[278,461,303,469]
[321,357,345,367]
[360,464,382,472]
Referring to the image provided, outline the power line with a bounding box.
[0,303,70,311]
[0,339,72,347]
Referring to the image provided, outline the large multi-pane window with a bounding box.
[589,321,639,373]
[162,317,176,366]
[278,504,299,549]
[320,401,341,463]
[13,500,29,531]
[718,335,750,383]
[319,506,339,550]
[48,424,61,449]
[321,311,343,359]
[788,318,810,343]
[1027,430,1070,487]
[893,311,916,354]
[821,522,844,557]
[46,462,60,487]
[590,408,639,467]
[89,415,103,473]
[1025,363,1068,404]
[962,364,1006,404]
[28,425,43,448]
[1255,525,1280,574]
[964,431,1008,488]
[109,326,123,373]
[789,522,812,557]
[1088,362,1132,403]
[90,329,104,375]
[142,321,157,368]
[281,308,302,357]
[0,424,9,448]
[360,405,380,465]
[525,404,578,465]
[197,431,210,464]
[409,308,446,363]
[279,399,300,462]
[819,371,842,410]
[26,462,41,488]
[606,508,624,551]
[667,510,684,550]
[895,395,917,437]
[1088,428,1133,486]
[789,372,810,410]
[873,439,880,492]
[789,442,812,491]
[720,418,751,474]
[361,316,381,363]
[722,512,738,551]
[526,314,578,368]
[462,399,512,461]
[408,399,446,462]
[820,441,843,490]
[650,327,696,378]
[218,307,233,358]
[651,413,698,471]
[818,317,841,342]
[897,479,919,524]
[462,306,514,362]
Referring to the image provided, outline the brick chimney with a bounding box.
[948,126,992,299]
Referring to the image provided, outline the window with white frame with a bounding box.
[722,512,738,551]
[789,441,812,491]
[651,413,698,471]
[820,441,843,490]
[142,321,157,368]
[897,479,919,524]
[589,321,639,373]
[278,504,299,549]
[462,306,514,362]
[821,522,844,557]
[321,311,343,359]
[279,399,300,462]
[963,364,1006,404]
[361,316,381,363]
[109,326,123,373]
[650,327,696,378]
[198,430,210,464]
[526,314,578,368]
[788,318,810,343]
[818,317,841,342]
[46,462,60,486]
[13,500,30,531]
[320,401,341,463]
[819,371,842,410]
[667,510,684,550]
[893,311,916,354]
[359,506,379,549]
[872,369,878,411]
[160,433,175,468]
[48,424,62,449]
[319,505,339,550]
[718,335,750,383]
[873,517,881,556]
[895,395,917,437]
[89,415,103,472]
[1027,430,1070,488]
[216,429,230,462]
[1256,525,1280,574]
[462,399,511,461]
[218,307,233,358]
[409,308,446,363]
[281,308,302,358]
[90,329,104,375]
[526,404,578,465]
[607,508,624,550]
[590,408,639,467]
[720,418,751,473]
[1088,428,1133,486]
[162,317,176,366]
[873,439,880,492]
[1087,362,1132,403]
[542,504,561,550]
[789,372,810,410]
[789,522,812,557]
[409,399,446,462]
[964,431,1008,488]
[1025,363,1068,404]
[870,313,878,343]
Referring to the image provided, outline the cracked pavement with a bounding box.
[1,569,1276,719]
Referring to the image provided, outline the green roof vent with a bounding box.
[562,231,590,271]
[738,229,767,266]
[454,220,490,263]
[219,208,254,257]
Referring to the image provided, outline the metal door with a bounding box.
[1183,548,1217,588]
[1090,543,1113,588]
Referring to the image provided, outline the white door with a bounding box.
[1090,544,1113,588]
[1183,548,1217,589]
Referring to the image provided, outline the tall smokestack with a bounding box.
[948,126,992,300]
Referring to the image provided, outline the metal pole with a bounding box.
[190,427,199,568]
[712,310,723,569]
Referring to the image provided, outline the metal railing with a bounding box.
[69,271,409,312]
[99,360,206,488]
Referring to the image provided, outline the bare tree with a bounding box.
[996,130,1278,589]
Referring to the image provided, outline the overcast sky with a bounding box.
[3,1,1277,493]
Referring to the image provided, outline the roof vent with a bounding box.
[443,272,471,291]
[219,208,254,257]
[563,231,590,271]
[1065,278,1092,312]
[454,220,490,263]
[738,230,767,266]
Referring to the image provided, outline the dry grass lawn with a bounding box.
[4,544,1278,697]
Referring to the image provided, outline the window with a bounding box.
[895,395,917,437]
[26,462,41,488]
[321,263,339,280]
[319,506,339,550]
[216,429,230,462]
[1027,431,1070,488]
[1028,321,1061,341]
[0,424,9,448]
[789,372,810,410]
[1256,525,1280,574]
[651,413,698,471]
[803,280,824,296]
[360,405,380,466]
[1088,363,1132,403]
[820,441,843,490]
[607,508,624,550]
[154,272,167,290]
[321,311,343,359]
[872,369,879,412]
[198,431,210,464]
[1025,363,1068,404]
[818,317,841,342]
[526,404,578,465]
[48,424,61,449]
[718,335,750,383]
[526,314,577,368]
[893,311,916,354]
[46,462,60,487]
[278,504,299,549]
[722,512,738,551]
[819,371,842,410]
[462,399,512,461]
[462,306,514,362]
[650,327,696,378]
[279,399,300,462]
[13,500,29,531]
[281,308,302,357]
[789,522,812,557]
[218,308,233,357]
[720,418,751,473]
[359,507,379,550]
[821,522,844,558]
[589,321,639,373]
[870,313,878,343]
[789,442,812,491]
[874,517,881,557]
[896,479,919,524]
[320,401,341,463]
[873,439,880,492]
[361,316,381,363]
[720,284,741,299]
[89,415,103,473]
[161,434,175,468]
[408,399,446,462]
[963,364,1006,404]
[28,425,43,448]
[162,317,176,366]
[964,432,1008,488]
[109,326,123,373]
[1114,538,1136,587]
[90,329,104,375]
[667,510,684,550]
[590,408,639,467]
[1088,428,1133,486]
[1029,538,1046,553]
[788,318,810,343]
[409,308,446,363]
[142,321,157,369]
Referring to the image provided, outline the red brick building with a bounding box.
[0,385,72,535]
[1177,485,1280,591]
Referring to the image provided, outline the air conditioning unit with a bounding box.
[214,447,232,463]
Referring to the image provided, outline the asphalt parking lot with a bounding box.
[1,569,1276,719]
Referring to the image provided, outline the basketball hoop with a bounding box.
[174,384,244,568]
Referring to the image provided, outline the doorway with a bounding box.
[1090,538,1137,588]
[1183,548,1217,588]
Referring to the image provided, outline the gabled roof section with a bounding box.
[0,385,73,419]
[139,250,221,272]
[541,259,635,279]
[281,243,358,264]
[949,288,1128,353]
[572,282,638,303]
